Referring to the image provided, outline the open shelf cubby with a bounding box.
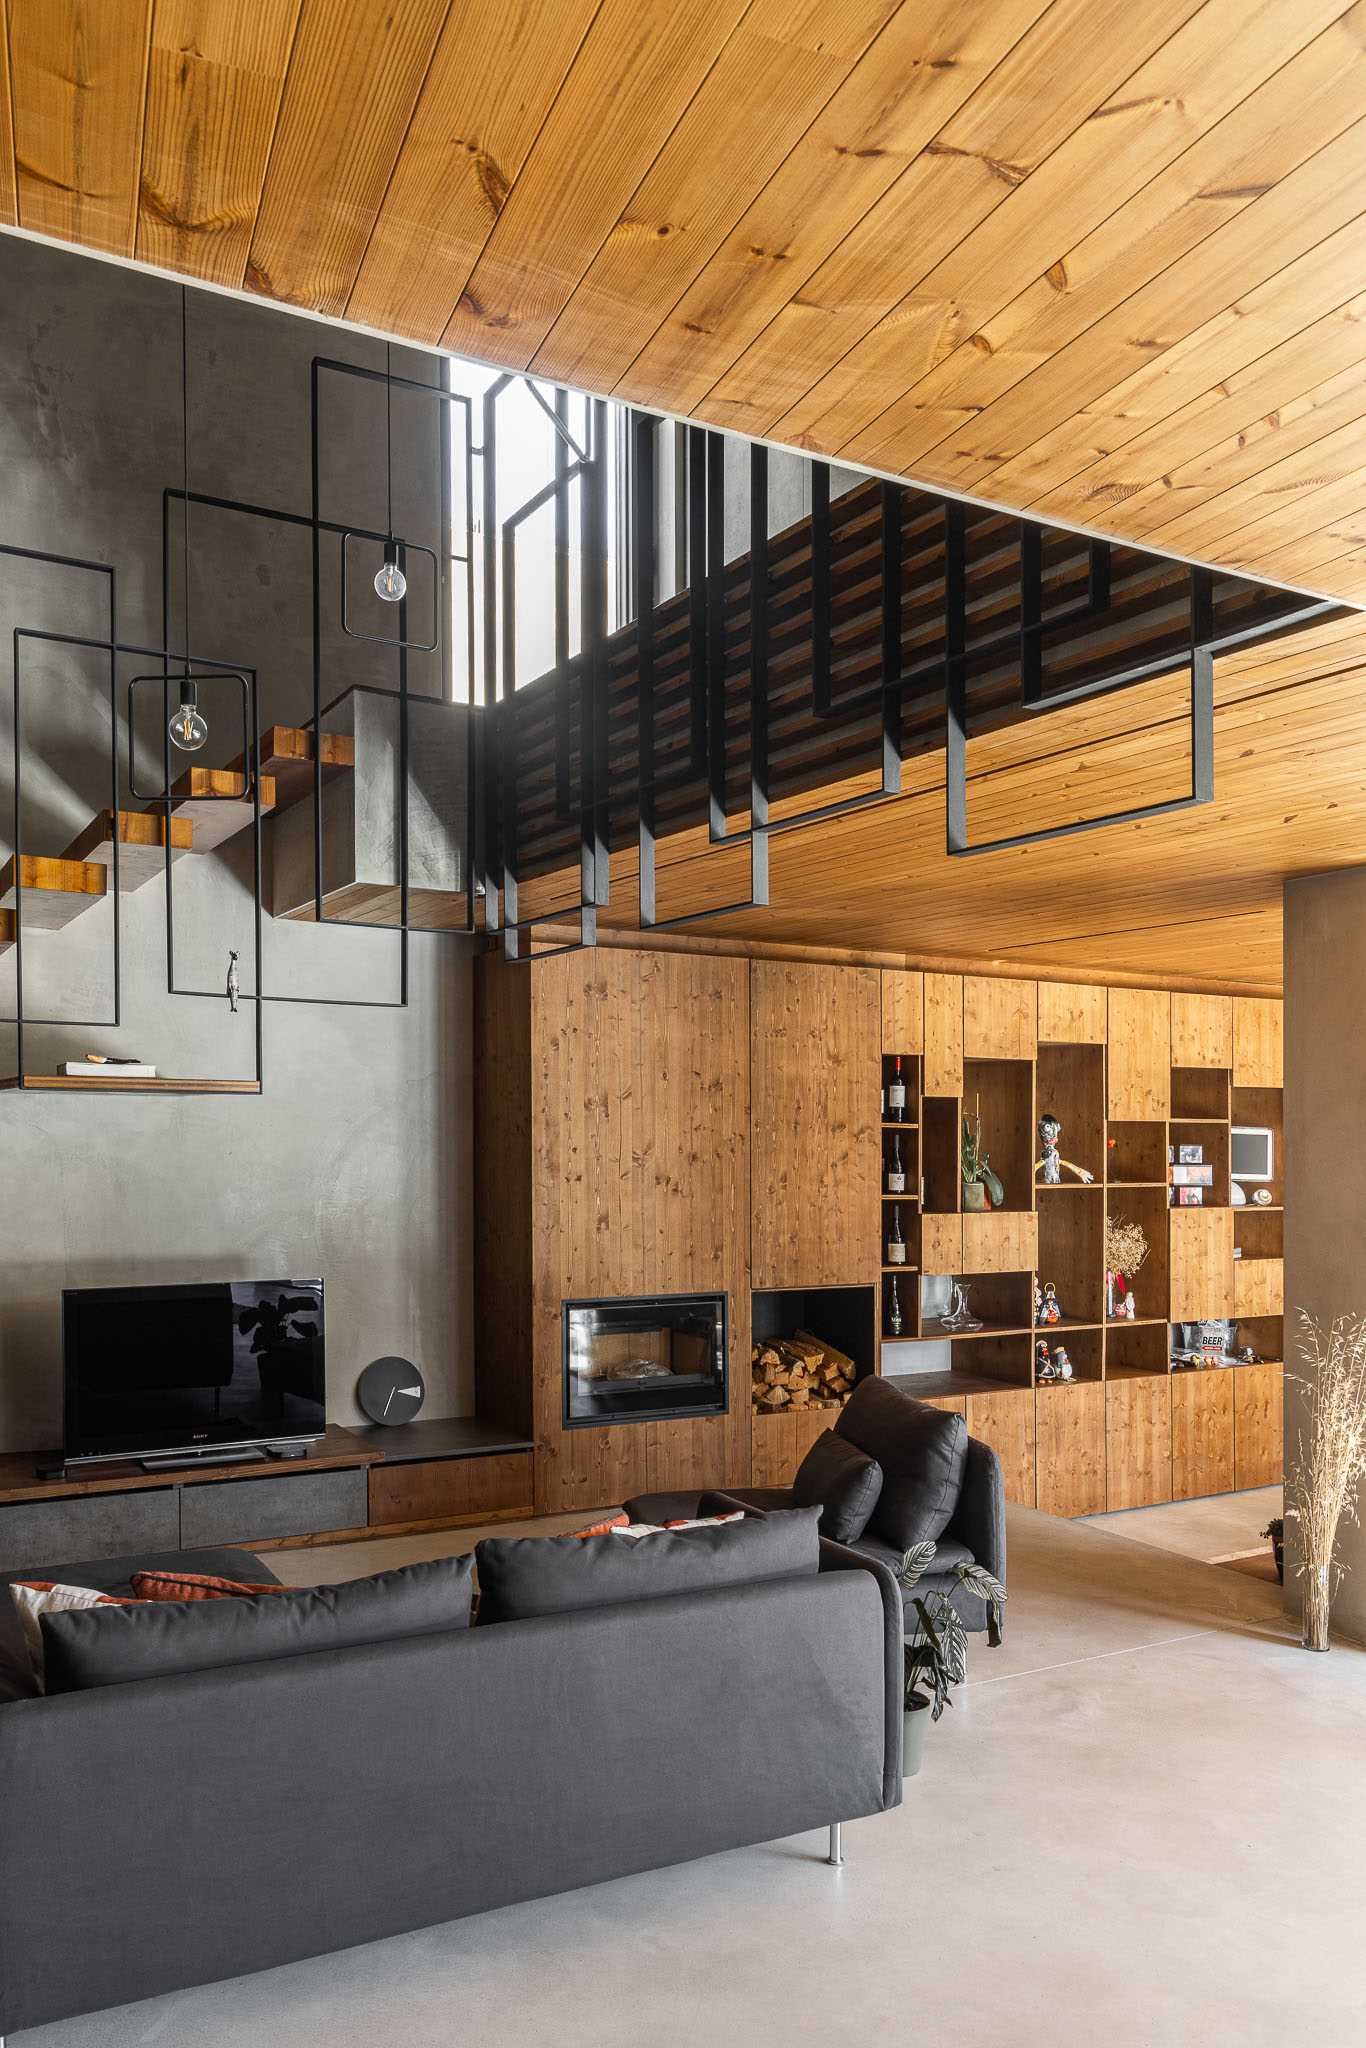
[1035,1042,1106,1184]
[921,1095,960,1212]
[1170,1119,1229,1206]
[753,1287,878,1387]
[1036,1324,1103,1383]
[1234,1209,1283,1260]
[1232,1085,1284,1206]
[1037,1180,1105,1323]
[1105,1318,1172,1376]
[1234,1314,1284,1366]
[950,1334,1033,1387]
[1107,1120,1168,1186]
[1171,1066,1231,1120]
[921,1269,1033,1340]
[964,1059,1033,1211]
[1106,1182,1171,1321]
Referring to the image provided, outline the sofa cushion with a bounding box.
[836,1378,968,1549]
[852,1531,974,1580]
[475,1506,821,1625]
[791,1430,883,1544]
[39,1552,474,1695]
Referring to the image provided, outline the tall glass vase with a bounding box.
[1302,1561,1331,1652]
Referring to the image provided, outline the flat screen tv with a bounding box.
[63,1279,326,1467]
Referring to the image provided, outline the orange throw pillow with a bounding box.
[130,1569,283,1603]
[568,1512,630,1539]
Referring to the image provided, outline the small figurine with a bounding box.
[226,949,240,1016]
[1036,1339,1056,1380]
[1107,1269,1136,1321]
[1036,1111,1094,1186]
[1052,1345,1074,1381]
[1038,1280,1063,1326]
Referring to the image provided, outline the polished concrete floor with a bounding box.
[1083,1483,1284,1564]
[26,1506,1361,2048]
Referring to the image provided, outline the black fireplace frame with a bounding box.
[561,1291,730,1430]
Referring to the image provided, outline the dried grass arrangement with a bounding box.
[1287,1309,1366,1652]
[1104,1216,1149,1279]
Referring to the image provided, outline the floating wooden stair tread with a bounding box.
[0,1074,261,1093]
[0,910,12,955]
[61,808,192,888]
[234,725,355,811]
[279,882,470,931]
[0,855,106,927]
[145,768,278,853]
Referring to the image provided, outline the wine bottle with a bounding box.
[888,1054,907,1123]
[887,1276,903,1337]
[886,1132,906,1195]
[886,1202,906,1265]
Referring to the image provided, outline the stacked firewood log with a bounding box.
[751,1330,857,1413]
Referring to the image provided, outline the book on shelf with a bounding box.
[60,1062,157,1078]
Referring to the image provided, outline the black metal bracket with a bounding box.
[339,532,440,652]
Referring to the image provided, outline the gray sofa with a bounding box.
[631,1378,1007,1636]
[0,1535,902,2038]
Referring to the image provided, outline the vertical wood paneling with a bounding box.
[923,971,963,1096]
[0,0,17,225]
[881,968,923,1054]
[1105,1374,1172,1508]
[920,1213,962,1275]
[751,960,879,1288]
[473,955,534,1441]
[1233,1257,1284,1318]
[1170,992,1233,1068]
[963,975,1037,1060]
[1169,1207,1235,1321]
[531,946,751,1512]
[137,0,301,283]
[1172,1369,1236,1499]
[243,0,448,313]
[961,1212,1038,1276]
[967,1388,1036,1506]
[1107,987,1171,1118]
[1036,1382,1106,1517]
[1233,996,1284,1086]
[1037,981,1106,1043]
[9,0,153,252]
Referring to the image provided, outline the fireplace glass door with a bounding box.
[563,1293,728,1427]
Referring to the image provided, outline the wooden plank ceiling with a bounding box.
[3,0,1366,606]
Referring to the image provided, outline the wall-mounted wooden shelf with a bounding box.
[0,1075,261,1094]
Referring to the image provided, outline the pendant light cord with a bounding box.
[385,339,393,541]
[181,285,192,675]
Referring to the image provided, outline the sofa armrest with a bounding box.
[817,1535,904,1804]
[945,1438,1006,1638]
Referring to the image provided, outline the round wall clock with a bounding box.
[357,1357,426,1426]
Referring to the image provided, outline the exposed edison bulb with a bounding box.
[168,690,208,752]
[374,540,407,604]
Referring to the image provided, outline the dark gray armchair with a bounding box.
[629,1376,1007,1639]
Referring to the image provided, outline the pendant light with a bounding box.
[374,343,407,603]
[169,287,207,751]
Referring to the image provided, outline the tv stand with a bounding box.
[139,1446,272,1474]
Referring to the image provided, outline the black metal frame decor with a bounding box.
[339,531,440,652]
[126,666,255,804]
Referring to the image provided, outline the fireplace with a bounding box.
[563,1293,728,1427]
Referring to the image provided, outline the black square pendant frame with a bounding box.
[340,531,440,652]
[126,667,255,804]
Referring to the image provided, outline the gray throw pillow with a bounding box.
[476,1506,821,1624]
[837,1379,968,1550]
[791,1430,883,1544]
[40,1553,474,1694]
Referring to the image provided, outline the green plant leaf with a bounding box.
[898,1540,937,1590]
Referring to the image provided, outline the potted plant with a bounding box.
[898,1542,1006,1776]
[1287,1309,1366,1650]
[961,1105,1004,1213]
[1263,1516,1284,1584]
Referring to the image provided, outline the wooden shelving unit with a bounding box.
[0,1076,261,1094]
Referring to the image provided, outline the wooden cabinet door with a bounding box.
[751,961,880,1288]
[1234,1361,1284,1489]
[1105,1375,1172,1509]
[1036,1382,1106,1517]
[1169,1207,1235,1321]
[967,1388,1036,1507]
[1107,988,1171,1119]
[881,970,923,1054]
[920,1213,962,1275]
[1233,1257,1283,1318]
[1170,993,1232,1068]
[961,1211,1038,1274]
[1233,998,1283,1086]
[923,973,963,1095]
[1172,1370,1235,1498]
[964,976,1037,1060]
[1038,982,1106,1043]
[751,1408,831,1488]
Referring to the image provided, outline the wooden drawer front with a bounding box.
[963,977,1036,1060]
[1233,997,1282,1086]
[369,1452,533,1529]
[1107,988,1170,1119]
[1233,1257,1283,1318]
[1234,1362,1284,1489]
[1169,1207,1235,1321]
[967,1388,1036,1508]
[1105,1376,1172,1510]
[1038,981,1106,1044]
[961,1211,1037,1274]
[180,1468,368,1548]
[1172,1371,1235,1500]
[1170,993,1232,1068]
[0,1487,178,1574]
[1036,1383,1106,1517]
[920,1213,962,1275]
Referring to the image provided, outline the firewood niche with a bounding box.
[752,1330,857,1415]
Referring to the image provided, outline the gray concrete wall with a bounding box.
[0,235,474,1447]
[1284,867,1366,1638]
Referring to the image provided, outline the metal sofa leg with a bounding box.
[826,1822,844,1866]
